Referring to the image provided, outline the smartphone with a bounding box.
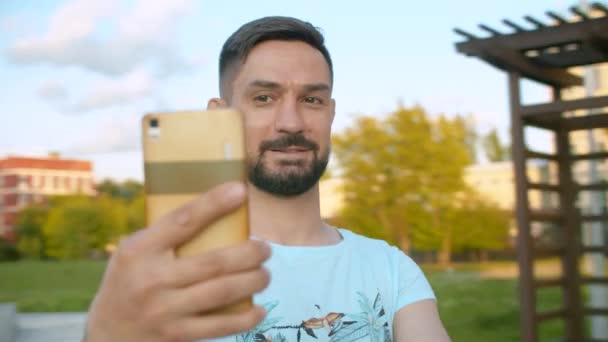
[142,109,251,312]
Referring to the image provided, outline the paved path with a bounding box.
[15,313,86,342]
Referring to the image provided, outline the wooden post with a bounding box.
[510,72,537,342]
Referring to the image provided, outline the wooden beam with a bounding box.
[535,309,567,321]
[510,72,537,342]
[570,151,608,161]
[546,11,568,24]
[502,19,526,32]
[581,277,608,284]
[581,214,608,222]
[453,28,478,40]
[528,182,560,192]
[585,308,608,316]
[529,210,562,222]
[555,100,585,339]
[564,113,608,131]
[479,24,502,36]
[570,6,590,21]
[469,42,583,86]
[592,2,608,15]
[534,246,565,258]
[521,96,608,116]
[581,246,608,255]
[525,150,558,161]
[524,15,548,28]
[576,183,608,191]
[535,277,565,288]
[456,16,608,54]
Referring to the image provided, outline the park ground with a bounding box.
[1,260,571,341]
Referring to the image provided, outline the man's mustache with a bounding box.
[259,133,319,153]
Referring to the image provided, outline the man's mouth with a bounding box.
[270,146,310,153]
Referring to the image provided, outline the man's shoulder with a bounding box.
[339,228,400,255]
[339,228,420,267]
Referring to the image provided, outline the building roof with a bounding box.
[454,2,608,87]
[0,156,92,172]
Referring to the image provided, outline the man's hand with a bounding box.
[85,182,271,342]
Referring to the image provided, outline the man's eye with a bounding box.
[254,95,271,102]
[304,97,322,104]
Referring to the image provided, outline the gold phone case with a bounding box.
[142,110,251,312]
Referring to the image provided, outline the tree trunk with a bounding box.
[438,230,452,268]
[468,249,477,262]
[399,232,412,255]
[378,209,410,254]
[480,249,489,262]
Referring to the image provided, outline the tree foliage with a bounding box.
[332,105,509,265]
[13,177,147,260]
[15,205,49,259]
[482,128,510,162]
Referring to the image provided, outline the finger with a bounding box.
[170,267,270,315]
[162,305,266,341]
[144,182,247,252]
[170,240,271,287]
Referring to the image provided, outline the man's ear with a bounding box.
[207,97,228,110]
[330,99,336,125]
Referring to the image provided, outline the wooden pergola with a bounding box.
[454,3,608,341]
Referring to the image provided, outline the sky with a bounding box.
[0,0,598,181]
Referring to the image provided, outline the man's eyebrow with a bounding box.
[247,80,282,89]
[302,83,331,92]
[246,80,331,92]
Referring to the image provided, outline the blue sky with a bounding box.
[0,0,596,181]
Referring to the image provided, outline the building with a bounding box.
[319,177,345,219]
[463,161,551,211]
[0,154,95,241]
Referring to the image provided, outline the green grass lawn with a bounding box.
[0,260,566,341]
[0,260,105,312]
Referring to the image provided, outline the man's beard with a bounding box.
[248,133,329,197]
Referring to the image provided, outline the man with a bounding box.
[85,16,450,342]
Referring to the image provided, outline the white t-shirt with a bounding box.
[211,228,435,342]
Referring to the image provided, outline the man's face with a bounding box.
[229,40,335,197]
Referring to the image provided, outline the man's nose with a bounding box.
[274,96,305,134]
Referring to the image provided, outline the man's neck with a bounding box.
[248,183,340,246]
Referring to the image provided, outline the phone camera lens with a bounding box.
[150,118,159,128]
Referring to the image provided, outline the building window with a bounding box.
[4,175,17,188]
[54,176,60,189]
[4,194,17,206]
[65,177,71,191]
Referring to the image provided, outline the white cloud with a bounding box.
[6,0,194,77]
[62,117,141,155]
[71,68,154,112]
[37,80,67,101]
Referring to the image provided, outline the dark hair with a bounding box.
[219,16,333,99]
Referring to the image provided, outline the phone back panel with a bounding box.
[142,110,249,258]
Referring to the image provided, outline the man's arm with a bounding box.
[393,299,451,342]
[84,182,271,342]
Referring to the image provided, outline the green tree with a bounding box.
[333,105,472,259]
[454,113,478,164]
[42,195,128,259]
[15,205,49,259]
[127,194,146,233]
[332,105,512,266]
[482,128,510,162]
[96,179,143,202]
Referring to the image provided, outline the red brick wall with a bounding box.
[4,175,17,188]
[3,194,17,206]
